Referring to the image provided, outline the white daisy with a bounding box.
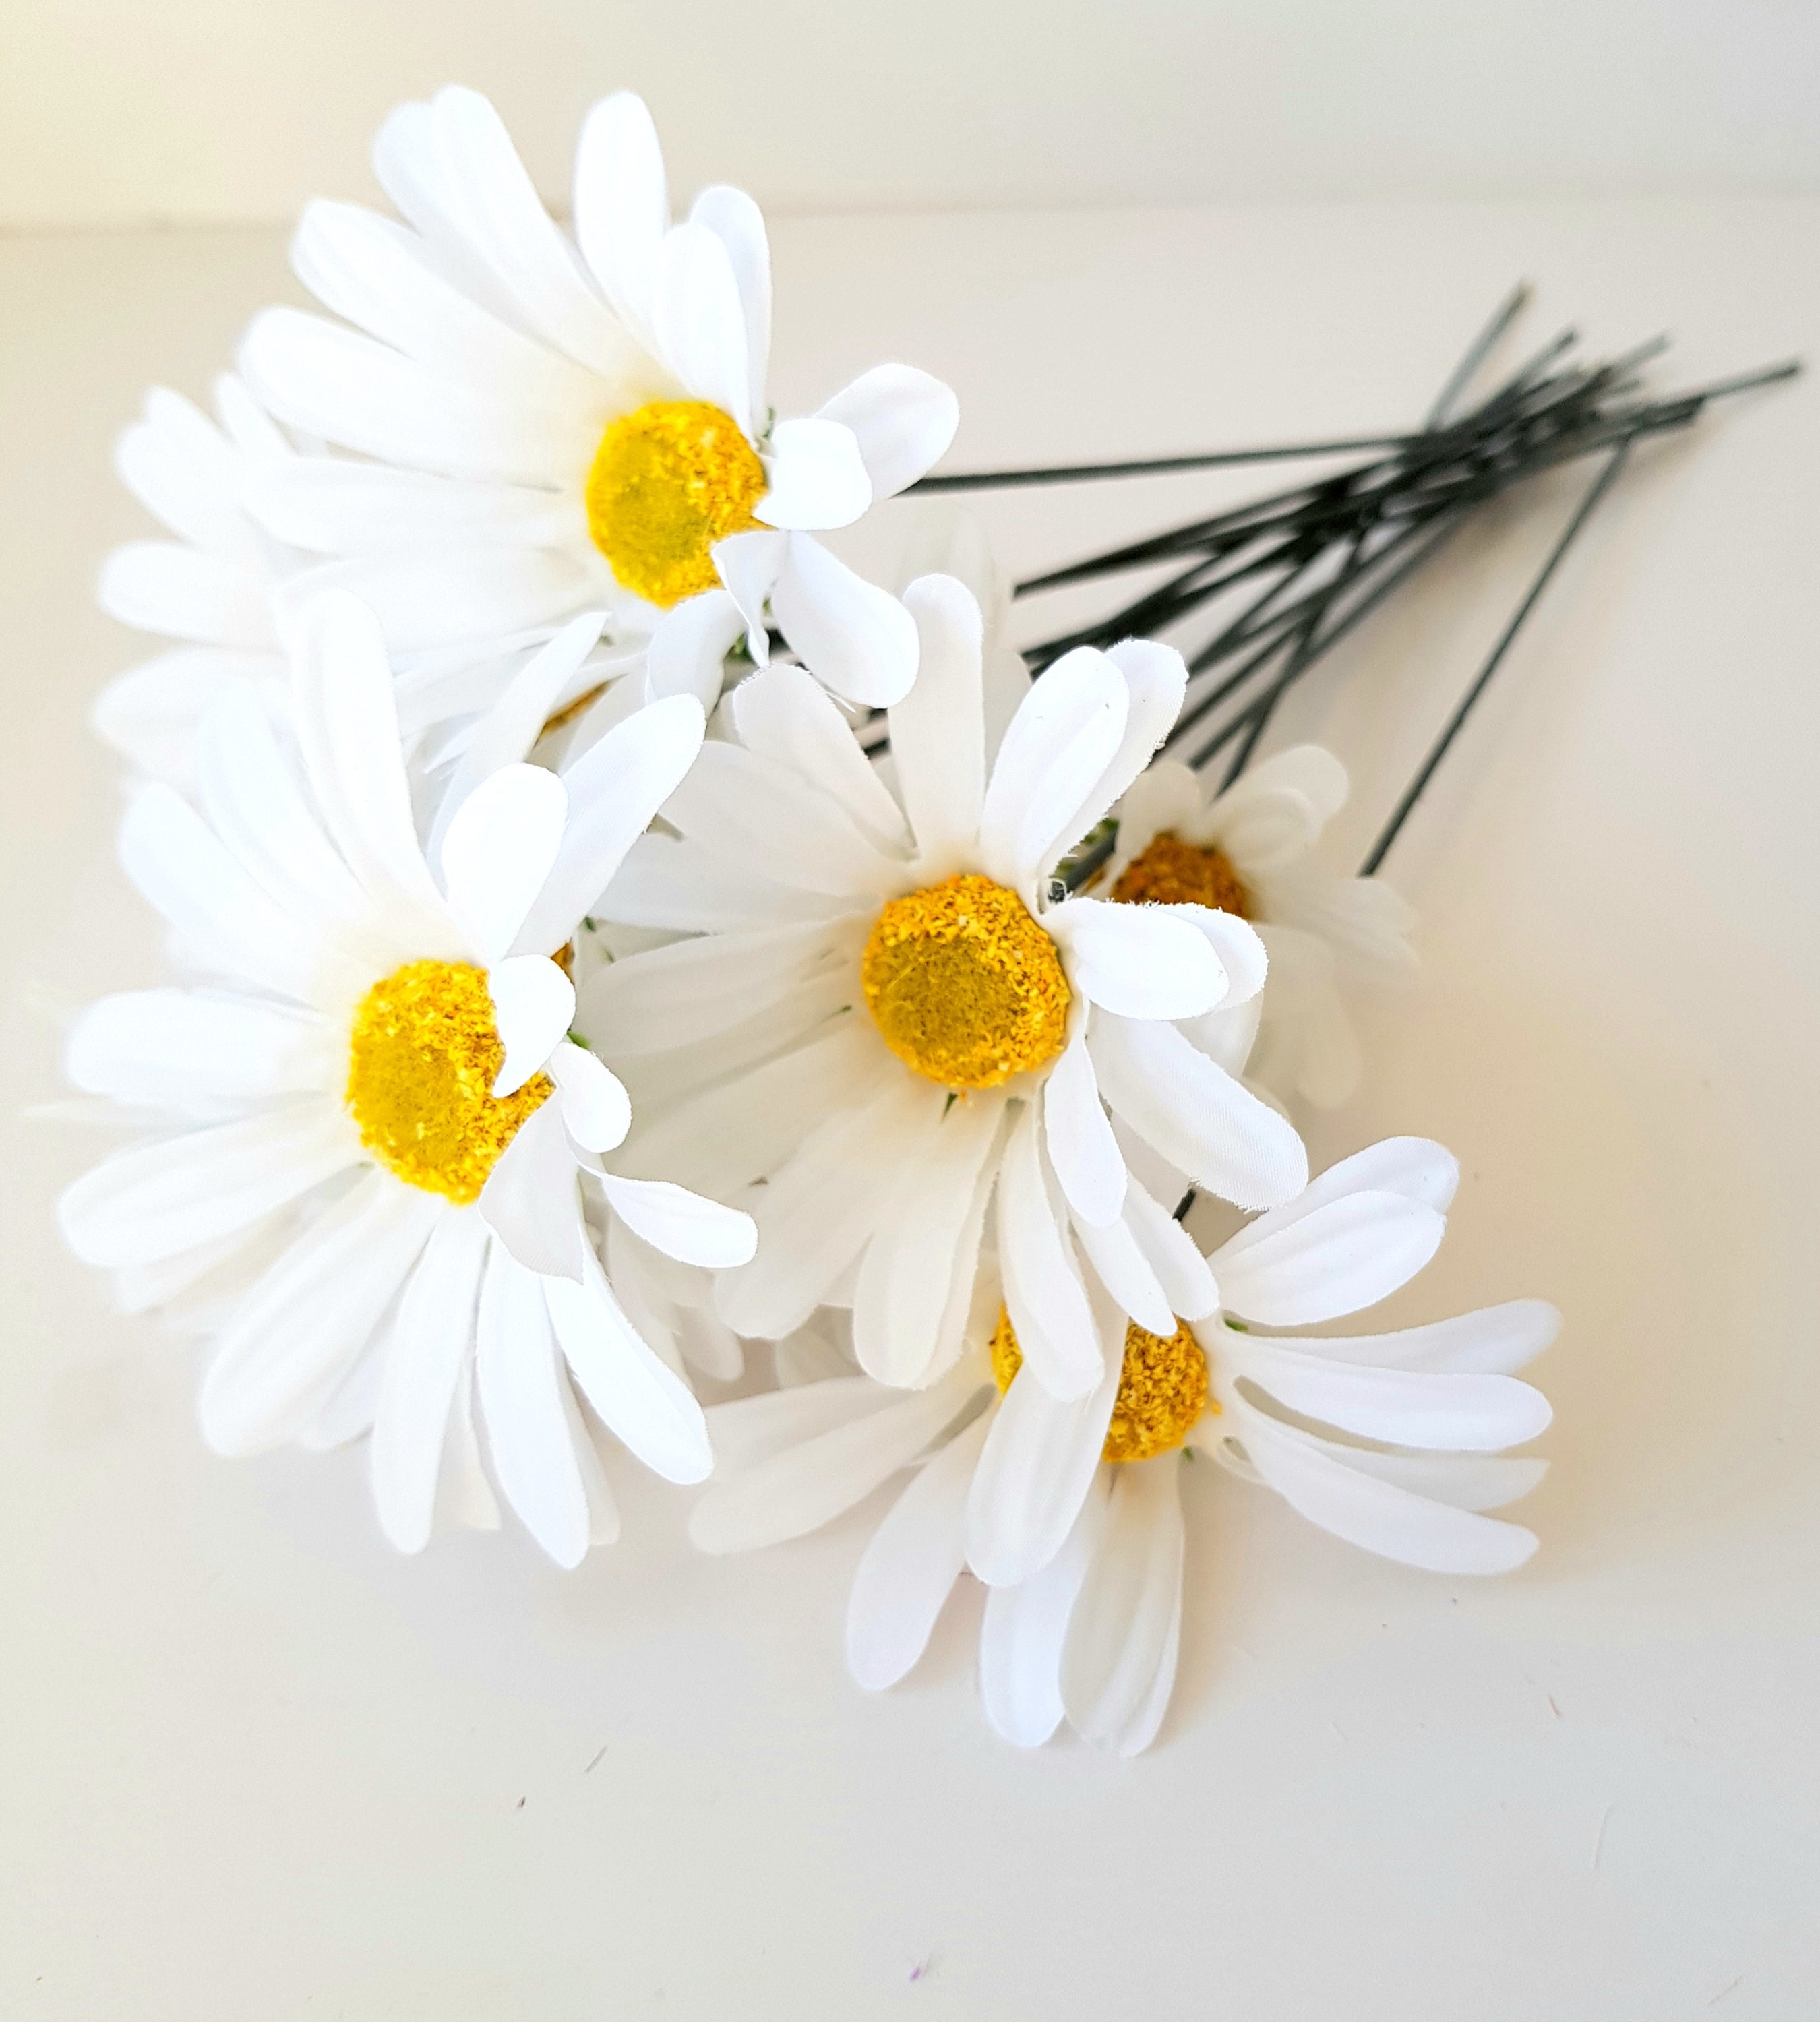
[690,1137,1555,1754]
[592,574,1308,1402]
[57,589,754,1566]
[236,86,959,712]
[1106,747,1416,1108]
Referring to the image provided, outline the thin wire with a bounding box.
[1358,437,1635,877]
[908,433,1418,494]
[1426,281,1532,427]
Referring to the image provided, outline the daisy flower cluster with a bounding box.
[61,87,1554,1755]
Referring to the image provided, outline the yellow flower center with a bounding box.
[1110,831,1252,917]
[861,874,1072,1091]
[584,400,767,607]
[345,961,553,1205]
[990,1307,1215,1463]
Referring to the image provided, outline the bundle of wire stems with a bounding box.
[892,282,1796,884]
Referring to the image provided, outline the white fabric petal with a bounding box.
[487,956,575,1097]
[198,1173,438,1456]
[476,1097,582,1279]
[978,647,1128,892]
[1058,638,1188,855]
[597,832,841,933]
[770,534,919,708]
[1229,1137,1459,1244]
[1048,896,1226,1020]
[1234,1337,1554,1450]
[756,419,871,532]
[690,1366,978,1552]
[1043,1018,1126,1229]
[702,1375,893,1473]
[1060,1457,1184,1755]
[438,613,607,818]
[1213,1191,1445,1326]
[817,365,959,499]
[689,183,771,425]
[98,541,270,650]
[1072,1206,1176,1339]
[846,1411,990,1691]
[1122,1175,1220,1320]
[646,590,746,710]
[1291,1301,1560,1376]
[545,1250,712,1485]
[440,764,568,966]
[370,1206,489,1552]
[58,1102,354,1270]
[888,574,985,875]
[710,528,787,661]
[586,917,850,1055]
[653,221,752,435]
[1166,903,1269,1007]
[851,1094,1008,1388]
[996,1102,1105,1400]
[1327,1446,1549,1512]
[979,1472,1107,1748]
[573,91,668,347]
[1240,1409,1538,1574]
[67,991,328,1108]
[474,1242,592,1568]
[966,1342,1121,1586]
[1089,1012,1308,1212]
[548,1041,632,1153]
[595,1171,756,1268]
[730,663,911,854]
[513,693,706,956]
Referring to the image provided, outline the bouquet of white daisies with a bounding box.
[57,85,1598,1756]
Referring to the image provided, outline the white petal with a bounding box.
[690,184,771,425]
[514,694,706,956]
[289,589,450,929]
[1072,1207,1175,1339]
[1213,1191,1445,1326]
[91,649,274,785]
[1043,1020,1125,1229]
[1292,1301,1560,1376]
[474,1242,592,1568]
[476,1098,584,1279]
[996,1103,1104,1400]
[702,1374,892,1473]
[198,1174,438,1456]
[370,1206,489,1552]
[888,574,985,874]
[979,1473,1106,1748]
[596,1171,756,1268]
[689,1366,978,1552]
[1234,1337,1552,1450]
[1058,638,1188,855]
[597,832,840,933]
[573,91,668,344]
[730,662,910,852]
[440,764,568,966]
[1060,1457,1184,1755]
[646,590,746,710]
[440,612,608,809]
[846,1411,990,1691]
[710,528,787,661]
[586,917,850,1054]
[487,956,575,1097]
[851,1094,1008,1388]
[817,365,959,499]
[653,221,752,434]
[770,536,919,708]
[978,647,1128,892]
[99,541,269,650]
[966,1345,1120,1585]
[1327,1446,1550,1512]
[1048,896,1226,1020]
[545,1251,712,1484]
[1113,759,1201,863]
[548,1041,632,1152]
[58,1103,355,1270]
[1089,1012,1307,1211]
[756,418,871,532]
[1240,1410,1538,1574]
[67,991,328,1108]
[1170,903,1269,1006]
[1122,1175,1219,1320]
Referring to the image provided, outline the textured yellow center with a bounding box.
[991,1308,1215,1463]
[345,961,553,1205]
[584,400,767,607]
[861,874,1071,1091]
[1111,831,1252,917]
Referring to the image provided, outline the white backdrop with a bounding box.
[2,0,1819,227]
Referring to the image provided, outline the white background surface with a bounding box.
[3,195,1820,2017]
[3,0,1819,225]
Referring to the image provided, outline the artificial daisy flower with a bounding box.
[592,574,1308,1402]
[1105,747,1416,1107]
[237,85,958,714]
[690,1138,1555,1755]
[57,589,754,1566]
